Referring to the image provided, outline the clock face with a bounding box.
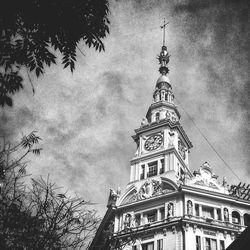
[144,134,163,151]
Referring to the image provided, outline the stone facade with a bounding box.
[90,42,250,250]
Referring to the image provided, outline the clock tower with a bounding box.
[130,43,192,187]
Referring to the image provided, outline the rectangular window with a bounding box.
[205,238,217,250]
[148,162,158,177]
[147,212,156,223]
[203,206,214,219]
[160,208,165,220]
[135,214,141,226]
[156,112,160,121]
[195,204,200,216]
[141,165,145,180]
[220,240,225,250]
[157,239,163,250]
[142,242,154,250]
[196,236,201,250]
[217,208,222,220]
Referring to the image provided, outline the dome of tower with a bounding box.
[156,75,171,89]
[156,75,170,84]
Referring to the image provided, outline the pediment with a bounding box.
[120,178,177,205]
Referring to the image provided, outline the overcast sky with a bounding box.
[1,0,249,215]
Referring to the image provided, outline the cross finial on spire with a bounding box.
[160,18,169,46]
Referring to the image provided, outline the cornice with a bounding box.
[113,216,241,239]
[146,101,181,119]
[133,119,193,149]
[130,146,173,164]
[113,217,181,238]
[181,185,250,206]
[182,217,242,233]
[130,147,192,176]
[117,190,180,211]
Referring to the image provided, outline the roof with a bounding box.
[156,75,170,85]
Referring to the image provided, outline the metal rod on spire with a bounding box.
[160,18,169,46]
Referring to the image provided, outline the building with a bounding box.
[89,33,250,250]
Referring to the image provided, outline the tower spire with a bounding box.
[160,18,169,47]
[158,19,170,75]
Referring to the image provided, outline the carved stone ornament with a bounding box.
[141,118,147,126]
[178,139,186,160]
[191,162,222,190]
[128,179,171,203]
[168,131,175,147]
[172,225,177,234]
[107,188,118,206]
[193,224,197,233]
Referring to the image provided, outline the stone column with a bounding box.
[145,163,148,179]
[140,213,144,226]
[130,165,134,182]
[240,215,243,226]
[157,209,161,221]
[214,208,217,220]
[114,214,119,232]
[199,205,202,218]
[151,112,156,123]
[157,159,161,175]
[165,203,168,219]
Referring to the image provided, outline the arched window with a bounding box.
[232,211,241,224]
[244,213,250,226]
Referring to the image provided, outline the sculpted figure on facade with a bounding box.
[168,131,175,147]
[127,179,171,204]
[167,202,174,217]
[140,180,154,199]
[166,110,171,120]
[124,213,132,229]
[222,177,227,187]
[141,117,147,126]
[171,112,177,122]
[224,208,229,222]
[108,188,118,206]
[187,200,193,215]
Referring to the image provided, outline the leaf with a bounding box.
[57,193,66,199]
[5,95,13,106]
[31,148,42,155]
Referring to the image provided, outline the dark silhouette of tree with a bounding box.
[0,132,100,249]
[0,0,110,106]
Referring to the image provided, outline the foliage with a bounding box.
[0,0,110,106]
[0,132,100,249]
